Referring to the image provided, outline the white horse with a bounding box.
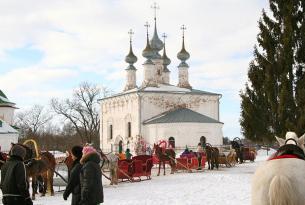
[252,131,305,205]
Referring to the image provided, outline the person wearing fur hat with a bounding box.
[63,145,83,205]
[80,145,104,205]
[0,144,33,205]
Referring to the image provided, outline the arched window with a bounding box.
[118,140,123,153]
[168,137,175,148]
[109,125,113,139]
[127,122,131,138]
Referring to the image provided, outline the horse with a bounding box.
[226,149,237,166]
[205,143,219,170]
[10,143,56,200]
[64,149,118,185]
[153,143,176,176]
[231,138,244,163]
[252,131,305,205]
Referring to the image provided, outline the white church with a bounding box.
[100,9,224,153]
[0,90,19,152]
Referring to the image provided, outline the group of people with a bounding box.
[0,144,104,205]
[180,143,205,169]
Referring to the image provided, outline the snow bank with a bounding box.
[0,149,275,205]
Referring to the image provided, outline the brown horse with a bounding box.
[205,143,219,170]
[10,143,56,200]
[153,144,176,176]
[26,151,56,199]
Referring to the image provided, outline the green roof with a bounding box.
[143,108,223,125]
[0,90,15,106]
[0,90,7,99]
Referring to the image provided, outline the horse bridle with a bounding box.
[285,138,298,145]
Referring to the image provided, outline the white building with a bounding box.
[0,90,18,152]
[100,11,223,153]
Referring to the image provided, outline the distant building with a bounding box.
[0,90,18,152]
[99,7,223,153]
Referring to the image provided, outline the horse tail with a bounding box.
[269,175,297,205]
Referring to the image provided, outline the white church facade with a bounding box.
[100,9,223,153]
[0,90,19,152]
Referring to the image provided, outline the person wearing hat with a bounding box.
[63,145,83,205]
[80,145,104,205]
[0,144,33,205]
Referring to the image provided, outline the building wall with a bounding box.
[0,133,18,152]
[100,91,223,153]
[100,93,140,152]
[140,92,220,122]
[143,122,223,147]
[0,107,15,125]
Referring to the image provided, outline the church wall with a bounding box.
[100,93,140,152]
[143,122,223,147]
[0,107,15,125]
[140,92,220,122]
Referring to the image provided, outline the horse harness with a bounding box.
[271,142,305,161]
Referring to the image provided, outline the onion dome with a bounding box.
[162,33,171,72]
[177,36,190,62]
[150,20,164,52]
[177,25,190,66]
[125,29,137,70]
[142,23,154,61]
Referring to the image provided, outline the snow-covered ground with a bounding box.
[1,149,273,205]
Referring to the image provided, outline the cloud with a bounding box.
[0,0,270,138]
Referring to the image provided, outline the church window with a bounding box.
[168,137,175,148]
[127,122,131,138]
[109,125,113,139]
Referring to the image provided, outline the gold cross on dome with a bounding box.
[128,29,134,43]
[162,33,167,43]
[151,2,160,19]
[181,25,186,37]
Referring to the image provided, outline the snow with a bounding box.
[143,84,191,92]
[0,149,275,205]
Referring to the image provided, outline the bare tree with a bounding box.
[15,105,52,137]
[50,82,104,146]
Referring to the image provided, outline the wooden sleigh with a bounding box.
[117,155,153,182]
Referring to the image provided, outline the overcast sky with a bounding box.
[0,0,269,139]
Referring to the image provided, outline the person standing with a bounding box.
[196,143,204,170]
[63,145,83,205]
[80,145,104,205]
[0,144,33,205]
[125,148,132,160]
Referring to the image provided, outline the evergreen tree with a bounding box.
[240,0,304,142]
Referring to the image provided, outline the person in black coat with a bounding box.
[63,145,83,205]
[80,146,104,205]
[0,144,33,205]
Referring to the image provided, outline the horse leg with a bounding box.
[114,166,118,185]
[41,174,47,197]
[163,161,166,176]
[49,170,54,196]
[31,176,36,200]
[157,161,161,176]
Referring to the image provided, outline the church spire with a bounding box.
[124,29,137,91]
[150,2,163,59]
[177,25,191,89]
[162,33,171,72]
[142,22,154,63]
[125,29,137,70]
[177,25,190,67]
